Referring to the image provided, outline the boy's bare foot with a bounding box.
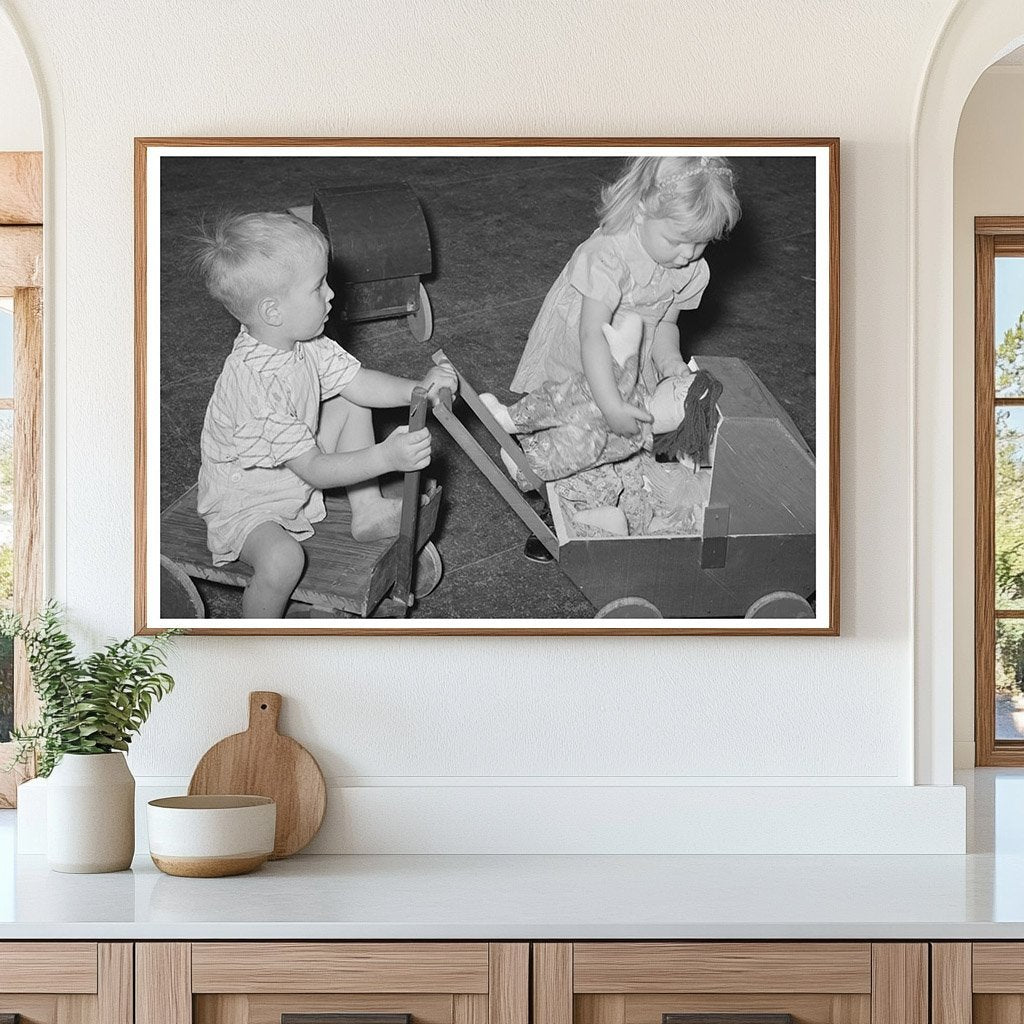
[350,496,405,542]
[350,492,431,542]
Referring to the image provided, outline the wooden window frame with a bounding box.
[0,151,43,807]
[975,217,1024,765]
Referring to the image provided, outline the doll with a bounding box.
[481,312,722,487]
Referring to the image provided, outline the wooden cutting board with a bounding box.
[188,691,326,859]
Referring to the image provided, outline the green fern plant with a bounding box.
[1,603,179,777]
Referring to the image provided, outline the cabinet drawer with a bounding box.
[973,944,1024,992]
[139,942,528,1024]
[191,943,490,993]
[0,942,98,993]
[572,943,871,994]
[534,943,926,1024]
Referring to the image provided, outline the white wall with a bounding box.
[0,0,976,852]
[0,8,39,151]
[952,65,1024,768]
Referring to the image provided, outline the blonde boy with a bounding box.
[193,211,455,618]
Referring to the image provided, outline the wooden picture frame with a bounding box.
[135,137,839,636]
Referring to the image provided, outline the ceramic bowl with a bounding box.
[147,795,276,877]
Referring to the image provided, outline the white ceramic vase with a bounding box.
[46,752,135,873]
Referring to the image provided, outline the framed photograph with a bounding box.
[135,137,838,635]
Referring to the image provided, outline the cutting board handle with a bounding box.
[248,691,282,734]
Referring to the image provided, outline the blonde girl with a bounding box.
[510,155,741,437]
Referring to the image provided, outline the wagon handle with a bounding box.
[427,368,559,560]
[392,387,430,610]
[432,348,547,498]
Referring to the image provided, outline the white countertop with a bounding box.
[1,847,1023,940]
[1,768,1022,941]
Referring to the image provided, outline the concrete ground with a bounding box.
[158,153,817,619]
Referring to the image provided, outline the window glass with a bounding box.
[996,256,1024,397]
[997,620,1024,740]
[0,633,10,743]
[0,304,12,399]
[997,407,1024,610]
[0,408,11,743]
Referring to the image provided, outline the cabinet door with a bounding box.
[137,943,528,1024]
[941,943,1024,1024]
[533,944,928,1024]
[0,943,131,1024]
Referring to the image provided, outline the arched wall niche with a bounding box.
[914,1,1024,785]
[951,45,1024,770]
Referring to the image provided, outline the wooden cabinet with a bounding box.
[532,943,928,1024]
[0,938,947,1024]
[0,943,132,1024]
[135,944,528,1024]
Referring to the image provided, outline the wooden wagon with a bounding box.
[160,183,439,621]
[429,352,817,621]
[159,393,443,620]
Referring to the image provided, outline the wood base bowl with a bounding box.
[147,795,276,878]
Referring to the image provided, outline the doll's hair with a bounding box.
[598,156,741,240]
[653,368,724,467]
[191,211,329,321]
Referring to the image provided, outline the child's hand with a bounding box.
[380,425,432,473]
[420,360,458,404]
[604,402,654,437]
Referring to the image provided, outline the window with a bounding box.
[0,300,12,744]
[976,219,1024,764]
[0,151,43,806]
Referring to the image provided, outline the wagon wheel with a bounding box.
[745,591,815,619]
[159,555,205,618]
[595,597,663,619]
[413,541,443,599]
[365,542,443,618]
[407,282,433,342]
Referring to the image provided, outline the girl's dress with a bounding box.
[508,354,650,482]
[197,328,361,566]
[510,226,709,394]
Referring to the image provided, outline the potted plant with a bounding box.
[2,603,178,873]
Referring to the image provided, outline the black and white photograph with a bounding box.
[136,139,838,635]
